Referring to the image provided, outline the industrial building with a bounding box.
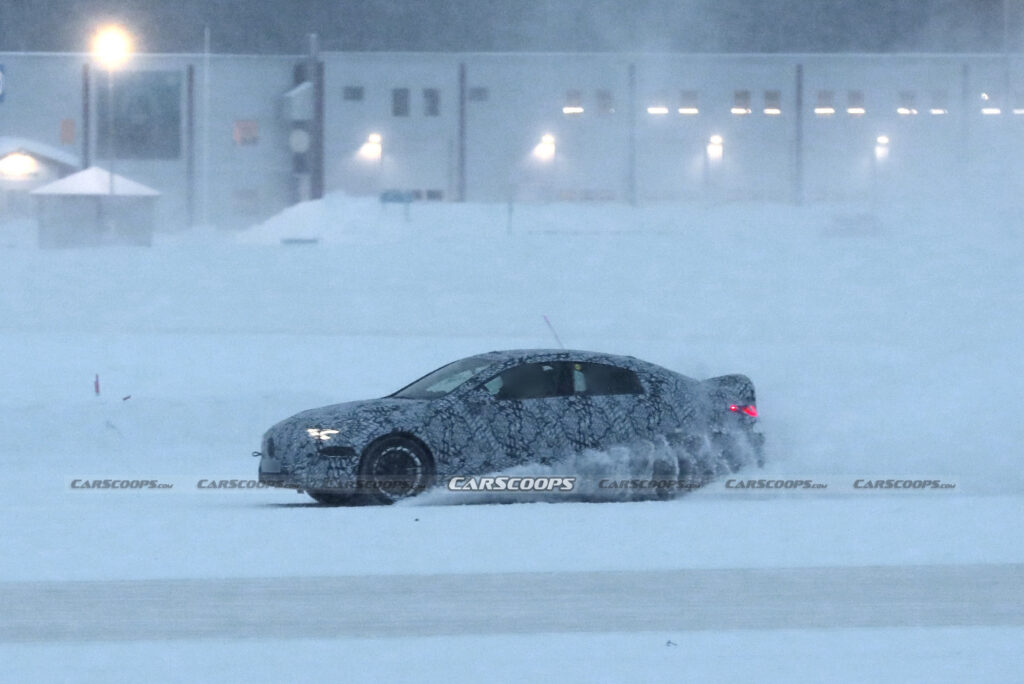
[1,46,1022,229]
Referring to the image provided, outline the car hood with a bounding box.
[267,396,434,451]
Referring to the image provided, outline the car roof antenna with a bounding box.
[542,315,565,349]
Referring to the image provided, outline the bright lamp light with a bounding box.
[0,152,39,179]
[358,133,382,161]
[92,25,133,69]
[875,135,890,161]
[532,133,556,161]
[706,134,723,161]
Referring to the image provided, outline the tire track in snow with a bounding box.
[1,564,1020,642]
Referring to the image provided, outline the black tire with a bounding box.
[306,490,356,506]
[358,436,435,505]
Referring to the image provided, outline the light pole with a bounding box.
[91,26,132,195]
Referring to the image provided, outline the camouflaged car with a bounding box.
[255,349,763,504]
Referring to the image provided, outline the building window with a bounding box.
[423,88,440,116]
[343,86,364,101]
[60,118,76,144]
[763,90,781,115]
[233,120,259,146]
[897,91,918,115]
[563,89,583,115]
[468,86,489,102]
[97,70,182,159]
[814,90,835,116]
[678,90,699,115]
[847,90,865,115]
[425,189,444,200]
[732,90,751,115]
[392,88,410,117]
[930,90,949,115]
[595,89,614,115]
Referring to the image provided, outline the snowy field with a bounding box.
[1,194,1022,681]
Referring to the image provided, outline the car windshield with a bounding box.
[391,356,494,399]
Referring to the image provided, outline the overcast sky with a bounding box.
[0,0,1015,54]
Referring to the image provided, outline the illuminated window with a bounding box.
[846,90,865,115]
[980,92,1001,115]
[930,90,948,115]
[647,92,669,115]
[763,90,781,115]
[562,89,583,115]
[233,120,259,146]
[392,88,410,117]
[814,90,835,116]
[468,86,489,102]
[897,91,918,115]
[1014,92,1024,115]
[423,88,440,116]
[595,89,615,115]
[731,90,751,115]
[678,90,699,115]
[343,86,364,101]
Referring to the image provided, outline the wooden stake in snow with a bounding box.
[94,374,100,396]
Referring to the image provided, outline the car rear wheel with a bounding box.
[358,436,434,504]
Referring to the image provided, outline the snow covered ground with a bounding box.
[1,194,1022,681]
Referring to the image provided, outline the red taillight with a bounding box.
[729,404,758,417]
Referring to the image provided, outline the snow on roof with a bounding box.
[0,136,80,168]
[31,166,160,197]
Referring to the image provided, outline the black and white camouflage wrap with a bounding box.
[256,349,763,499]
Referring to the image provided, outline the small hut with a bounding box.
[31,167,160,247]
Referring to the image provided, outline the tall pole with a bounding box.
[1004,0,1010,54]
[309,33,324,200]
[202,25,210,226]
[457,62,467,201]
[81,63,91,168]
[91,26,132,198]
[794,63,804,205]
[107,67,114,195]
[186,64,195,226]
[627,62,636,206]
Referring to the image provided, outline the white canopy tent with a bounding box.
[31,167,160,247]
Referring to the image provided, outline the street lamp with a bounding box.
[91,25,133,194]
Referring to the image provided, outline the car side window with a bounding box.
[572,362,644,396]
[485,362,572,400]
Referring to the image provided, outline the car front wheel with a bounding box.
[358,436,434,504]
[306,490,355,506]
